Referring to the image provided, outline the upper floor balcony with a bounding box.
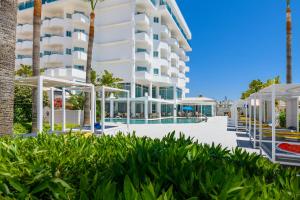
[42,53,72,68]
[44,67,86,81]
[185,88,190,93]
[136,0,157,9]
[168,38,179,48]
[42,35,69,46]
[160,25,171,38]
[136,50,151,64]
[15,56,32,67]
[17,24,33,36]
[135,31,151,46]
[135,13,150,26]
[185,66,190,72]
[73,32,88,45]
[16,40,32,51]
[42,17,65,29]
[73,12,89,25]
[73,51,87,63]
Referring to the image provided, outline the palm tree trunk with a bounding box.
[0,0,17,135]
[83,11,95,125]
[286,1,292,84]
[31,0,42,133]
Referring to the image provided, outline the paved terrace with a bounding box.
[105,116,259,153]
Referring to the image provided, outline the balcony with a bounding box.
[179,60,185,68]
[160,25,171,37]
[44,68,86,81]
[15,57,32,67]
[135,32,151,45]
[42,54,72,68]
[153,75,171,84]
[160,58,169,67]
[185,77,190,83]
[42,36,68,46]
[17,24,33,35]
[183,55,190,62]
[136,71,152,80]
[159,41,169,51]
[73,32,88,44]
[136,51,150,64]
[185,88,190,93]
[185,66,190,72]
[136,0,156,9]
[135,13,150,26]
[16,40,32,50]
[73,13,89,25]
[42,17,65,29]
[73,51,87,63]
[168,38,179,48]
[170,67,179,74]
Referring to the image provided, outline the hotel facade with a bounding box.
[15,0,216,118]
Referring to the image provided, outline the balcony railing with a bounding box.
[160,0,191,47]
[19,0,58,11]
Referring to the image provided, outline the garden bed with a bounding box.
[0,133,299,199]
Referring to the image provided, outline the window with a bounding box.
[73,47,85,52]
[153,17,159,23]
[159,87,174,100]
[66,13,72,19]
[153,34,159,40]
[74,28,85,33]
[135,84,149,97]
[176,87,182,99]
[66,31,72,37]
[152,104,157,113]
[74,65,84,71]
[136,66,147,72]
[136,48,147,53]
[153,51,159,57]
[153,68,159,75]
[152,87,157,98]
[65,48,72,55]
[119,83,131,97]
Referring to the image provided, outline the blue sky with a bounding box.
[177,0,300,100]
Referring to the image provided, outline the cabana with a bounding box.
[247,84,300,166]
[229,100,247,131]
[15,76,95,133]
[95,86,130,134]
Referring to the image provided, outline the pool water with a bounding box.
[105,117,205,124]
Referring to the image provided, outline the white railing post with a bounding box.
[101,87,105,134]
[37,76,44,133]
[253,95,257,148]
[91,85,95,133]
[50,87,54,132]
[62,88,66,132]
[259,94,263,154]
[271,85,276,162]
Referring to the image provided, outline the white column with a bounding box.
[37,76,44,133]
[245,102,248,131]
[101,87,105,133]
[91,86,95,133]
[50,87,54,132]
[157,95,161,118]
[271,85,276,162]
[253,96,257,148]
[149,83,153,114]
[200,105,203,116]
[127,91,130,128]
[259,95,263,153]
[62,88,66,132]
[110,99,114,118]
[144,95,148,120]
[249,99,252,138]
[297,98,299,132]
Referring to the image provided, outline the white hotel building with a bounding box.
[15,0,216,118]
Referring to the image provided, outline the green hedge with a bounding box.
[13,123,79,134]
[0,133,299,199]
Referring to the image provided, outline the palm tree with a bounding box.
[83,0,102,125]
[286,0,292,84]
[31,0,42,133]
[0,0,18,135]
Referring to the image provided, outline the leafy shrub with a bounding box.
[279,111,286,128]
[13,123,79,134]
[0,133,299,199]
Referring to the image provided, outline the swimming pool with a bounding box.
[105,117,205,124]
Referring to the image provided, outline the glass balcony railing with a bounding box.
[18,0,58,11]
[159,0,191,47]
[150,0,157,6]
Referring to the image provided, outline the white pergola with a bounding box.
[95,86,130,133]
[15,76,95,133]
[247,84,300,166]
[230,99,247,130]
